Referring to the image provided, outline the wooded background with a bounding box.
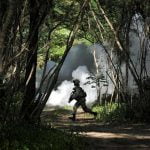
[0,0,150,123]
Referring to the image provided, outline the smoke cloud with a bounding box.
[126,14,150,93]
[37,14,150,106]
[36,43,115,107]
[57,44,95,84]
[46,66,97,107]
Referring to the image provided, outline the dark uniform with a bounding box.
[68,79,97,121]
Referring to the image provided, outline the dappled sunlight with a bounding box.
[83,131,150,140]
[41,107,150,149]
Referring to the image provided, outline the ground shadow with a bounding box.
[41,107,150,150]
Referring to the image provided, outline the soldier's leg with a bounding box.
[81,99,97,117]
[69,101,80,121]
[73,101,80,115]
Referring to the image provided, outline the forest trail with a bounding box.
[41,107,150,150]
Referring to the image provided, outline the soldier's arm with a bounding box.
[68,97,72,103]
[68,90,74,103]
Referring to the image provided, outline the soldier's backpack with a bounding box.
[71,87,87,100]
[78,87,87,98]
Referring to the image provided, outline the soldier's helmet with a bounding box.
[73,79,80,86]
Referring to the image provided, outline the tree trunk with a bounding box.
[0,0,17,73]
[29,0,89,121]
[20,0,39,120]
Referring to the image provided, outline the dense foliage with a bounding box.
[0,1,150,148]
[0,123,84,150]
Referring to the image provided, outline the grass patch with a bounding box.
[0,122,84,150]
[93,103,127,123]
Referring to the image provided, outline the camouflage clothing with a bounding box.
[69,86,87,101]
[69,80,97,121]
[72,98,96,116]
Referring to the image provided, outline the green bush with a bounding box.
[92,103,127,123]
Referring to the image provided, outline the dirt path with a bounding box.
[41,107,150,150]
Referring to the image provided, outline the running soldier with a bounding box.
[68,79,97,121]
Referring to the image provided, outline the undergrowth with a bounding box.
[0,122,84,150]
[92,103,127,123]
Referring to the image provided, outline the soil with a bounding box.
[41,107,150,150]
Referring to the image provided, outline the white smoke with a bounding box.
[36,43,115,107]
[127,14,150,93]
[72,66,97,104]
[90,44,115,95]
[57,44,95,83]
[46,66,97,107]
[46,80,74,106]
[46,44,116,107]
[36,14,150,107]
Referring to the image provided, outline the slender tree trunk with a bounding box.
[21,0,39,120]
[29,0,89,121]
[0,0,17,73]
[20,0,52,121]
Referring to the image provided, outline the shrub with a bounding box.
[92,103,127,123]
[0,123,84,150]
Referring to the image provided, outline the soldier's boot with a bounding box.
[93,112,97,118]
[69,114,76,121]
